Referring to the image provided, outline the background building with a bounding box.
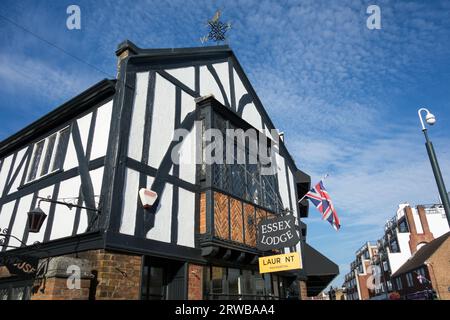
[344,203,449,300]
[391,232,449,300]
[343,242,377,300]
[0,40,338,300]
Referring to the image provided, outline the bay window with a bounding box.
[206,111,282,214]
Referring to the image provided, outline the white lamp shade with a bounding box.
[139,188,158,209]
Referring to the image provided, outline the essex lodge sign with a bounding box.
[256,215,300,251]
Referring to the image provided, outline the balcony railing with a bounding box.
[384,216,397,231]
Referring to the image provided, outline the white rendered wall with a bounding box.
[90,100,113,160]
[128,72,149,161]
[148,74,175,168]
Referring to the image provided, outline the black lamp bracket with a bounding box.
[0,227,44,252]
[36,196,101,213]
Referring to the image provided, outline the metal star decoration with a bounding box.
[200,10,232,44]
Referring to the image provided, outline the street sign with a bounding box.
[257,215,300,251]
[259,252,302,273]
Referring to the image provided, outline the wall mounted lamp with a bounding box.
[27,196,101,233]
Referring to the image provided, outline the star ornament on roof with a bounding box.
[200,10,232,44]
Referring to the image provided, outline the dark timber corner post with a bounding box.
[99,40,140,233]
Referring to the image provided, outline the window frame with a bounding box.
[0,279,32,301]
[416,267,425,278]
[395,277,403,290]
[406,273,414,287]
[205,110,282,214]
[203,265,286,300]
[24,126,71,185]
[398,218,409,233]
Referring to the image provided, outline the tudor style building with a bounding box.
[0,40,338,300]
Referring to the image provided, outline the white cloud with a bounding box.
[0,54,101,111]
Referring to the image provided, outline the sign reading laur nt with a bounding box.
[259,252,302,273]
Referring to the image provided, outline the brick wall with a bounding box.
[354,260,377,300]
[299,280,307,300]
[405,206,435,254]
[83,250,142,300]
[357,274,372,300]
[187,264,203,300]
[427,236,450,300]
[32,278,91,300]
[31,249,142,300]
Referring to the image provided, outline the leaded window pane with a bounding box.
[0,288,8,300]
[200,119,206,179]
[231,164,245,196]
[28,140,45,182]
[207,110,282,214]
[52,127,70,172]
[228,268,240,296]
[40,133,57,176]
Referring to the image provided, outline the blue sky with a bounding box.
[1,0,450,290]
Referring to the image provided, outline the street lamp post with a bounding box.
[417,108,450,227]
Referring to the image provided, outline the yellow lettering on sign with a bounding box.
[258,252,302,273]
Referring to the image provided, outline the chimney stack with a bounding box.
[115,40,139,77]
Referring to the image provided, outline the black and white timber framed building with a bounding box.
[0,40,338,300]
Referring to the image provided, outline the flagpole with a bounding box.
[297,173,329,203]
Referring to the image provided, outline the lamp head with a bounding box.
[426,112,436,125]
[27,207,47,233]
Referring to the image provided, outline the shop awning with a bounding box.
[302,243,339,297]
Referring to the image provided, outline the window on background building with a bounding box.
[358,263,364,273]
[387,280,392,291]
[365,250,371,259]
[395,277,403,290]
[390,239,400,253]
[27,126,70,183]
[417,267,425,278]
[406,273,414,287]
[398,219,409,233]
[383,261,389,271]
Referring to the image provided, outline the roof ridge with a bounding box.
[116,39,231,57]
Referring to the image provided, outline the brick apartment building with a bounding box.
[391,232,450,300]
[343,203,449,300]
[343,242,378,300]
[0,40,338,300]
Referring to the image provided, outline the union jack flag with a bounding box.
[303,180,341,231]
